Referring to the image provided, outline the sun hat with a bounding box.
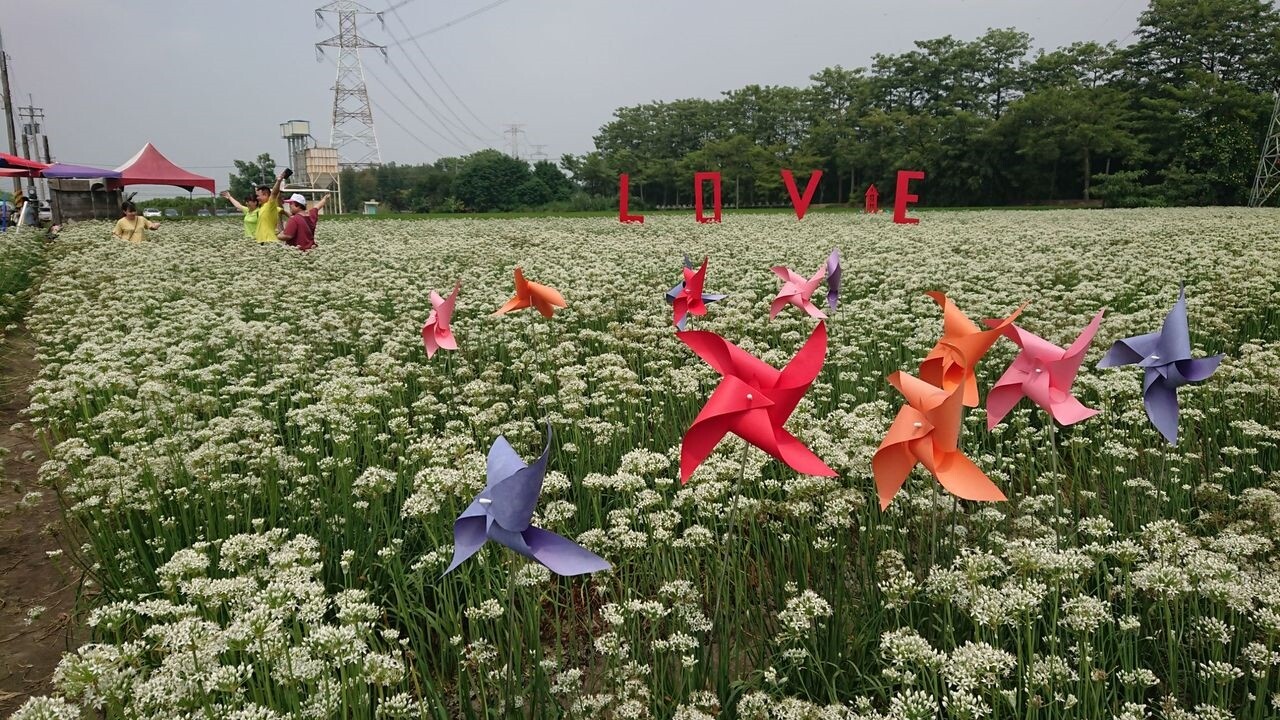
[286,193,307,206]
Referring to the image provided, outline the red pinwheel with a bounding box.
[678,322,835,483]
[668,256,726,330]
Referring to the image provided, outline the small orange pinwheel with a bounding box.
[918,291,1024,407]
[493,268,567,318]
[873,370,1005,509]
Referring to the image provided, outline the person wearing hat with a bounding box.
[277,192,316,251]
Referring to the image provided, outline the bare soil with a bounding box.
[0,327,81,715]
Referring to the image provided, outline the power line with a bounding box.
[382,2,499,143]
[318,49,449,158]
[363,64,463,155]
[320,14,469,157]
[370,97,449,158]
[386,0,516,47]
[380,54,473,151]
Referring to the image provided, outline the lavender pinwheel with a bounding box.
[826,248,842,311]
[444,426,610,577]
[1097,285,1223,445]
[666,255,727,330]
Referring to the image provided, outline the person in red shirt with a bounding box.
[277,193,316,251]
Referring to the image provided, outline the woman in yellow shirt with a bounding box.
[112,202,160,242]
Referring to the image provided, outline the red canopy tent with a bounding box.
[0,153,50,172]
[108,143,215,194]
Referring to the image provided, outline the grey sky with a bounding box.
[9,1,1148,198]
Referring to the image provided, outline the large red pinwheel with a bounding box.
[678,322,836,483]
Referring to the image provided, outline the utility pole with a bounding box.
[0,28,20,194]
[503,123,525,160]
[316,1,386,169]
[19,96,47,204]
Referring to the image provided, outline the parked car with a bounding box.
[196,209,212,217]
[215,209,232,217]
[143,208,161,218]
[38,204,52,222]
[163,208,180,218]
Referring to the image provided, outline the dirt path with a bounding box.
[0,327,79,715]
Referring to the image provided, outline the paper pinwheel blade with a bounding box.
[494,268,567,318]
[679,321,836,483]
[444,426,610,577]
[984,309,1104,428]
[873,371,1005,509]
[1096,285,1222,445]
[422,281,461,358]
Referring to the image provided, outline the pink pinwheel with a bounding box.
[422,282,460,358]
[770,264,828,320]
[984,310,1105,429]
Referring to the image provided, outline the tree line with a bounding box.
[237,0,1280,212]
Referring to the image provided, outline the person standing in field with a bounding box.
[220,190,261,239]
[277,193,316,251]
[253,170,288,243]
[112,201,159,242]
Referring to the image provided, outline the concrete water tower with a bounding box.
[280,120,312,181]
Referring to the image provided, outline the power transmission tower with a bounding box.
[1249,91,1280,207]
[529,143,548,163]
[503,123,524,160]
[316,1,386,169]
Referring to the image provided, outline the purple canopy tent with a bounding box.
[43,163,125,223]
[41,163,122,179]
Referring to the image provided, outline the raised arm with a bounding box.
[269,172,285,203]
[314,192,330,211]
[220,191,247,213]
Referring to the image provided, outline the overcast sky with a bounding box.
[7,0,1148,198]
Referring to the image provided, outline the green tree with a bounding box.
[452,150,531,212]
[532,160,574,202]
[228,153,277,200]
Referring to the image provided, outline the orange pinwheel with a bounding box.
[873,371,1005,509]
[918,291,1024,407]
[493,268,567,318]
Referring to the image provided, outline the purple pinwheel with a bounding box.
[666,255,727,330]
[444,426,610,577]
[826,248,842,311]
[1097,285,1223,445]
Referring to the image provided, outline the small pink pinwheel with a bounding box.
[421,282,460,358]
[770,262,828,320]
[984,309,1105,429]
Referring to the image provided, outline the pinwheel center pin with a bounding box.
[478,498,492,506]
[1151,354,1160,360]
[913,421,923,428]
[1035,368,1043,374]
[746,393,753,400]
